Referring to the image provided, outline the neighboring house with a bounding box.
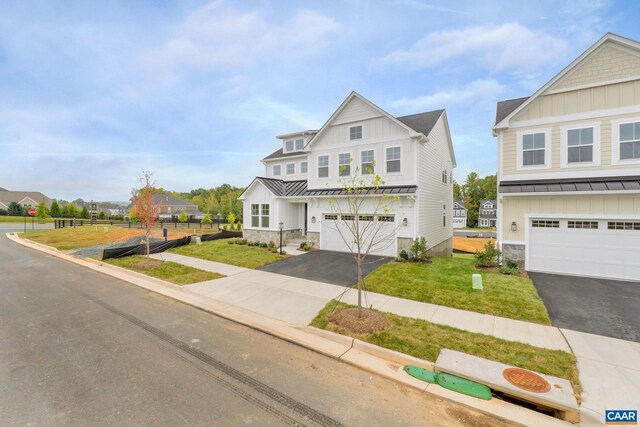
[239,91,456,257]
[493,32,640,281]
[0,190,52,210]
[478,200,497,228]
[452,200,467,229]
[128,194,205,221]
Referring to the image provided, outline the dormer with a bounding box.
[276,130,318,154]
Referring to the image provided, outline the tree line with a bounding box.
[454,172,497,228]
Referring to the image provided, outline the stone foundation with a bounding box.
[501,243,525,266]
[306,232,320,248]
[243,229,302,245]
[397,238,413,255]
[430,237,453,257]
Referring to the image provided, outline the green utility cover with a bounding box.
[403,365,438,383]
[436,372,492,400]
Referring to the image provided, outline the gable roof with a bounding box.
[396,110,444,138]
[480,200,496,207]
[495,96,529,125]
[453,200,466,210]
[151,194,195,207]
[493,32,640,131]
[0,190,52,207]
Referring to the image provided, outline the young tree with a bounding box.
[178,209,187,223]
[49,200,61,218]
[130,171,160,257]
[98,211,106,220]
[227,212,235,225]
[36,201,48,220]
[201,213,212,225]
[328,160,400,318]
[80,206,90,219]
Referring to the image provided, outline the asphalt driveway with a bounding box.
[529,272,640,342]
[257,250,392,287]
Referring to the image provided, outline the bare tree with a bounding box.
[327,161,401,318]
[130,171,160,257]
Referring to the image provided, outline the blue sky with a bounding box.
[1,0,639,201]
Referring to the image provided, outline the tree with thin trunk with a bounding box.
[130,171,160,258]
[36,200,48,221]
[328,161,400,318]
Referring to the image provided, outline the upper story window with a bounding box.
[295,139,304,150]
[318,155,329,178]
[620,121,640,160]
[273,165,281,176]
[350,126,362,140]
[301,161,308,174]
[567,128,593,163]
[522,133,545,166]
[285,140,294,152]
[286,163,295,175]
[386,147,401,173]
[361,150,374,175]
[338,153,351,176]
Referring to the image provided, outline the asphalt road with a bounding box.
[0,231,505,426]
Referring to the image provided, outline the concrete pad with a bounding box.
[339,288,393,310]
[234,288,331,326]
[561,328,640,369]
[435,349,579,413]
[430,306,495,335]
[150,253,248,276]
[280,279,348,299]
[492,317,571,353]
[377,297,440,322]
[352,340,434,371]
[185,278,265,305]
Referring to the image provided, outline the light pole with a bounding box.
[216,212,222,231]
[278,221,284,255]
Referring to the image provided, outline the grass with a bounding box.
[21,226,146,250]
[364,254,550,324]
[452,237,493,253]
[461,227,496,232]
[169,239,286,269]
[312,301,581,398]
[103,255,223,285]
[0,215,56,223]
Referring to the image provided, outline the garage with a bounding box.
[320,213,397,257]
[527,217,640,281]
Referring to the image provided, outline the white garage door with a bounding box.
[320,214,397,257]
[528,218,640,281]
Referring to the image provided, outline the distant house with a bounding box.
[152,194,205,220]
[478,200,497,228]
[0,190,52,210]
[452,200,467,229]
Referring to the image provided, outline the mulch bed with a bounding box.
[328,308,391,334]
[476,265,528,278]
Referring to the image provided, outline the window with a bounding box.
[273,165,281,176]
[251,204,259,227]
[339,153,350,176]
[324,214,338,221]
[301,161,308,174]
[568,220,598,229]
[361,150,374,175]
[295,138,304,150]
[341,214,355,221]
[359,215,373,221]
[318,155,329,178]
[378,215,394,222]
[386,147,401,173]
[522,133,546,166]
[285,140,294,152]
[608,221,640,230]
[620,122,640,160]
[350,125,362,140]
[531,220,559,228]
[443,213,446,227]
[286,163,295,175]
[261,204,270,228]
[567,128,593,163]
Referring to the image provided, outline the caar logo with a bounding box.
[606,410,637,425]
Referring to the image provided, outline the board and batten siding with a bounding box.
[264,156,309,180]
[417,114,454,248]
[242,182,277,231]
[501,194,640,241]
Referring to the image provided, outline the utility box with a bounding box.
[472,274,483,290]
[194,236,201,245]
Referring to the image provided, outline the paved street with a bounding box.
[0,232,504,427]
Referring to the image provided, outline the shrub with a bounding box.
[299,241,307,249]
[268,241,275,248]
[398,249,409,261]
[239,239,247,245]
[259,242,268,248]
[475,241,501,267]
[499,266,520,275]
[301,243,310,251]
[234,238,243,244]
[269,247,278,253]
[0,208,7,216]
[505,258,519,269]
[227,240,234,245]
[280,250,286,255]
[410,237,430,262]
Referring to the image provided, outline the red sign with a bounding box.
[28,208,37,217]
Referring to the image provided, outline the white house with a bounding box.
[493,33,640,281]
[239,92,456,257]
[452,200,467,229]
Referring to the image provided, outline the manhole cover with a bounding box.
[502,368,551,393]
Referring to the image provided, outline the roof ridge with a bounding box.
[395,109,444,119]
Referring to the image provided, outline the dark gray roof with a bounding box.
[152,194,195,207]
[495,96,529,125]
[499,176,640,193]
[254,178,417,197]
[396,110,444,136]
[453,200,466,210]
[262,148,309,161]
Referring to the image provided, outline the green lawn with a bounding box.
[312,301,580,398]
[0,216,56,223]
[169,239,285,269]
[21,226,145,250]
[104,255,224,285]
[364,254,550,324]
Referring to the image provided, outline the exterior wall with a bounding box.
[332,96,383,125]
[430,237,453,257]
[502,243,525,265]
[241,182,278,232]
[417,114,454,253]
[306,231,320,247]
[397,237,413,254]
[500,193,640,242]
[264,155,309,180]
[243,228,302,245]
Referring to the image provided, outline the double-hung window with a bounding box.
[272,165,281,176]
[522,133,545,166]
[261,204,269,228]
[301,161,308,174]
[620,121,640,160]
[318,155,329,178]
[386,147,401,173]
[251,204,259,227]
[295,138,304,150]
[567,128,593,163]
[338,153,350,176]
[286,163,295,175]
[285,140,294,152]
[361,150,374,175]
[350,126,362,140]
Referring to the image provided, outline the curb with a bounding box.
[7,232,571,427]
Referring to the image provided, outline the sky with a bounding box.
[1,0,639,202]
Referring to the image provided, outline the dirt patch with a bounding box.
[328,308,390,334]
[132,260,164,270]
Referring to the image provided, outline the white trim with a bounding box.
[502,190,640,197]
[499,105,640,130]
[349,123,364,141]
[545,74,640,95]
[263,153,308,163]
[501,167,640,181]
[359,148,375,175]
[337,151,352,177]
[611,116,640,166]
[300,161,308,174]
[560,122,601,168]
[272,165,282,176]
[18,197,38,206]
[285,163,295,175]
[516,128,552,171]
[501,240,525,246]
[384,145,402,174]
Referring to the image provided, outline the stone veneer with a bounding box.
[397,238,413,255]
[243,228,302,245]
[430,237,452,257]
[306,232,320,248]
[501,243,525,266]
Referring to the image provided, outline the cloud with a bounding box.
[392,0,462,14]
[147,1,341,69]
[219,97,322,133]
[378,23,570,74]
[389,79,505,111]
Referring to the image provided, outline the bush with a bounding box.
[410,237,430,262]
[505,258,519,269]
[301,243,310,251]
[234,239,244,245]
[398,249,409,260]
[475,241,501,267]
[227,240,234,245]
[269,247,278,253]
[259,242,268,248]
[0,208,7,216]
[299,242,307,249]
[499,266,520,275]
[268,241,275,248]
[239,239,247,245]
[280,250,286,255]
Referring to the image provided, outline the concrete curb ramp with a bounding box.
[7,232,572,427]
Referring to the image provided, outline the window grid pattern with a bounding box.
[301,162,308,174]
[568,220,598,229]
[361,150,374,175]
[378,215,394,222]
[341,214,355,221]
[272,165,281,176]
[285,140,294,152]
[532,220,559,228]
[324,214,338,220]
[608,221,640,230]
[318,155,329,178]
[251,204,259,227]
[350,126,362,140]
[261,204,269,228]
[386,147,401,173]
[295,139,304,150]
[620,122,640,160]
[523,133,545,166]
[286,163,295,175]
[339,153,350,176]
[359,215,374,221]
[567,128,593,163]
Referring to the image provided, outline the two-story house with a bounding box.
[493,33,640,281]
[127,194,205,221]
[452,200,467,229]
[478,200,497,228]
[240,92,456,257]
